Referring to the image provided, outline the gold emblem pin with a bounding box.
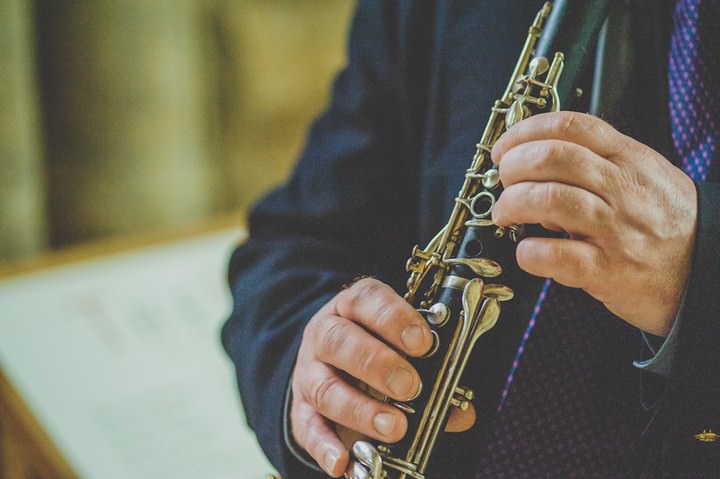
[695,429,720,443]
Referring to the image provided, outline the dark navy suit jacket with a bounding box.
[222,1,720,477]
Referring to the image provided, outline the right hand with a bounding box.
[290,278,434,476]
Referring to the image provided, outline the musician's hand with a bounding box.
[492,111,697,336]
[289,278,474,477]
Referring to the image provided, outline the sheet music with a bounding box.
[0,229,277,479]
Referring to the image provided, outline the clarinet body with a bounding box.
[346,2,611,478]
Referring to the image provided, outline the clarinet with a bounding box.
[346,2,611,478]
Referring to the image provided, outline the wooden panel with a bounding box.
[0,371,76,478]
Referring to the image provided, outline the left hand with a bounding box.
[491,111,697,337]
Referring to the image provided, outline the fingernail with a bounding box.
[374,412,397,436]
[324,449,339,474]
[401,324,426,352]
[386,367,416,398]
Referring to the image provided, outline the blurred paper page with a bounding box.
[0,229,277,479]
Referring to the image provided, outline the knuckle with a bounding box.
[357,344,394,378]
[541,141,564,169]
[576,194,604,225]
[308,375,342,412]
[340,278,383,316]
[553,111,577,136]
[304,310,334,346]
[357,345,380,376]
[319,317,348,357]
[373,301,404,330]
[541,182,561,210]
[349,396,372,429]
[304,411,324,433]
[349,278,383,305]
[588,198,606,222]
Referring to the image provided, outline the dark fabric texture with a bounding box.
[473,285,646,479]
[222,1,720,477]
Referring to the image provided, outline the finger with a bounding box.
[334,278,432,356]
[492,111,627,163]
[299,366,408,443]
[492,181,610,237]
[313,314,422,401]
[291,400,348,477]
[445,403,476,433]
[498,139,618,202]
[516,236,605,290]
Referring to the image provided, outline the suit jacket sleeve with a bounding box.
[221,2,429,476]
[645,181,720,477]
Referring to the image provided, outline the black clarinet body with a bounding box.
[345,2,612,478]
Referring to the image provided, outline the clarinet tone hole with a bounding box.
[464,239,483,257]
[470,191,495,218]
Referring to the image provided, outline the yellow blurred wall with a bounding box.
[209,1,356,211]
[0,0,355,259]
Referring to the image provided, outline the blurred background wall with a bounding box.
[0,1,355,477]
[0,0,355,261]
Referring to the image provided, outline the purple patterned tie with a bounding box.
[669,0,720,181]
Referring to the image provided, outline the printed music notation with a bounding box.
[0,229,277,479]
